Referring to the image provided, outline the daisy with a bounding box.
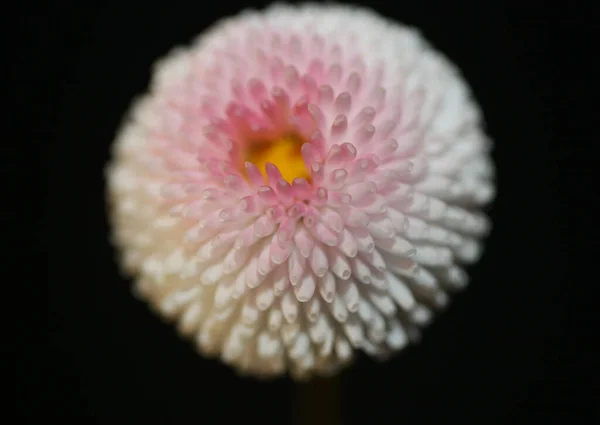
[106,2,495,379]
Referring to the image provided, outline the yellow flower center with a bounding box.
[244,133,310,183]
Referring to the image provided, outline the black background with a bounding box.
[26,0,594,423]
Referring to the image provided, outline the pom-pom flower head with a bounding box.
[107,3,495,379]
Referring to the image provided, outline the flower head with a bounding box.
[107,3,495,379]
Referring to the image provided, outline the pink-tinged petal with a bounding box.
[352,106,375,126]
[293,229,313,261]
[264,162,283,186]
[277,217,296,246]
[275,178,294,206]
[290,178,311,199]
[253,214,276,238]
[312,187,328,206]
[286,202,307,220]
[319,208,344,233]
[244,162,265,187]
[312,221,339,247]
[300,138,322,168]
[256,186,278,205]
[239,194,259,214]
[330,114,348,141]
[307,103,325,127]
[270,234,292,265]
[318,84,334,105]
[310,162,324,186]
[248,78,268,103]
[288,248,306,286]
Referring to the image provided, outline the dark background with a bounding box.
[26,0,594,423]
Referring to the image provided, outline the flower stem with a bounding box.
[293,375,342,425]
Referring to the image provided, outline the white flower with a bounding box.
[106,3,495,380]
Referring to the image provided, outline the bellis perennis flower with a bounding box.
[106,3,495,379]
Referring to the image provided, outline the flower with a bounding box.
[106,2,495,380]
